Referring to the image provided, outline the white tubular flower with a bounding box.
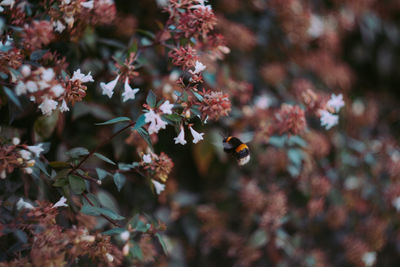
[21,65,31,77]
[105,253,114,263]
[320,110,339,130]
[189,60,206,75]
[142,153,152,163]
[155,115,167,130]
[152,179,166,195]
[392,196,400,211]
[53,20,66,33]
[0,0,15,8]
[16,198,34,210]
[60,100,70,112]
[42,68,55,82]
[122,78,139,102]
[362,252,376,267]
[120,230,130,241]
[64,16,74,27]
[327,93,345,112]
[15,82,26,96]
[71,69,94,83]
[19,150,32,160]
[24,167,33,174]
[255,94,271,110]
[307,15,324,38]
[100,75,120,98]
[81,0,94,9]
[51,84,65,97]
[160,100,174,114]
[12,137,20,145]
[145,110,167,134]
[26,81,38,93]
[174,126,186,145]
[27,143,44,157]
[39,97,58,115]
[189,126,204,144]
[1,170,6,179]
[145,109,157,123]
[52,196,68,208]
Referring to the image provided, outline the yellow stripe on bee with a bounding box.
[235,143,248,153]
[226,136,232,142]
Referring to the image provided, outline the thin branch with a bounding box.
[68,121,135,175]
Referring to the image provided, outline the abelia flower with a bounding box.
[52,196,68,208]
[71,69,94,83]
[174,126,187,145]
[38,97,58,115]
[41,68,55,82]
[0,0,15,9]
[19,150,31,160]
[16,198,34,210]
[160,100,174,114]
[100,75,120,98]
[189,60,206,75]
[20,65,31,77]
[81,0,94,9]
[26,81,38,93]
[189,126,204,144]
[122,78,139,102]
[27,143,44,157]
[152,179,166,195]
[142,153,152,163]
[12,137,20,145]
[362,252,376,267]
[145,109,167,134]
[120,231,130,241]
[327,93,345,112]
[51,84,65,97]
[53,20,66,33]
[15,82,26,95]
[320,110,339,130]
[60,100,70,112]
[392,196,400,211]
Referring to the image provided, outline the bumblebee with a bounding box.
[223,136,250,166]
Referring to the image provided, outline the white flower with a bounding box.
[320,110,339,130]
[392,196,400,211]
[39,97,58,115]
[120,230,130,241]
[60,100,70,112]
[53,20,66,33]
[145,109,167,134]
[152,179,166,195]
[37,80,49,90]
[71,69,94,83]
[52,196,68,208]
[105,253,114,263]
[0,6,3,12]
[19,149,32,160]
[15,82,26,96]
[174,126,186,145]
[81,0,94,9]
[1,170,6,179]
[51,84,65,97]
[12,137,20,145]
[122,78,139,102]
[143,153,152,163]
[24,167,33,174]
[160,100,174,114]
[64,16,74,27]
[327,93,345,112]
[16,198,34,210]
[362,252,376,267]
[27,143,44,157]
[255,95,271,109]
[63,0,71,4]
[26,81,38,93]
[189,126,204,144]
[308,15,324,38]
[0,0,15,8]
[42,68,55,82]
[100,75,120,98]
[189,61,206,75]
[21,65,31,77]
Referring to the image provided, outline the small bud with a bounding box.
[27,159,35,167]
[21,65,31,77]
[12,137,20,145]
[81,235,96,242]
[97,180,102,185]
[25,167,33,174]
[17,158,23,164]
[123,243,130,256]
[0,170,6,179]
[105,253,114,262]
[120,230,130,241]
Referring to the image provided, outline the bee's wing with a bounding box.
[238,132,254,144]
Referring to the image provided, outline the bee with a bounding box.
[223,136,250,166]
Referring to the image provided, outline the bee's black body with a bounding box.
[222,136,250,166]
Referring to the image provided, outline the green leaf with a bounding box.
[53,169,71,180]
[135,220,150,232]
[96,168,110,180]
[288,148,303,167]
[192,90,203,102]
[81,204,101,216]
[33,111,60,139]
[118,163,134,171]
[102,228,125,236]
[80,205,125,220]
[53,177,68,187]
[146,90,157,108]
[130,214,140,228]
[3,86,21,109]
[155,233,169,255]
[133,114,146,130]
[132,242,143,260]
[268,135,287,148]
[94,152,116,165]
[163,114,182,123]
[288,136,307,148]
[136,127,153,150]
[68,175,86,194]
[95,117,131,126]
[248,229,269,248]
[113,172,126,192]
[84,193,101,207]
[34,158,50,177]
[30,49,48,61]
[66,147,89,158]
